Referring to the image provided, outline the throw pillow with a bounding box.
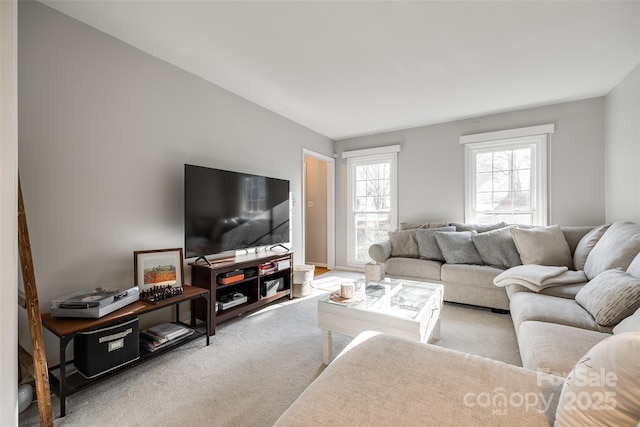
[573,224,610,271]
[613,307,640,334]
[414,226,456,262]
[388,229,420,258]
[471,226,522,269]
[583,221,640,280]
[555,332,640,427]
[575,269,640,326]
[450,222,507,233]
[433,231,483,265]
[510,225,574,269]
[626,252,640,280]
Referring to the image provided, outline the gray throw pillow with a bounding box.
[627,252,640,280]
[414,226,456,262]
[388,229,420,258]
[471,226,522,269]
[575,269,640,326]
[450,222,508,233]
[573,224,610,271]
[583,221,640,280]
[510,225,574,269]
[434,231,484,265]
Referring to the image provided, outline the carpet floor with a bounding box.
[20,271,520,426]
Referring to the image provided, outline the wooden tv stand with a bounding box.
[190,251,294,334]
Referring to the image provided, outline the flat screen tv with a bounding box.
[184,164,290,259]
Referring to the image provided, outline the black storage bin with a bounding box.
[261,277,284,297]
[74,317,140,378]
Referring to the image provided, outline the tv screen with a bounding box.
[184,164,290,259]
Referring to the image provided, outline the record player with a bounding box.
[51,286,139,318]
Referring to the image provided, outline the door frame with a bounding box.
[301,148,335,269]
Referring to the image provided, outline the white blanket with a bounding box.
[493,264,588,292]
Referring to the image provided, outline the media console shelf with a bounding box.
[41,286,210,417]
[190,251,293,334]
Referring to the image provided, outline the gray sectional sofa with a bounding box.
[276,221,640,426]
[368,221,594,311]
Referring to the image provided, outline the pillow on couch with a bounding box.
[433,231,483,265]
[583,221,640,280]
[471,226,522,269]
[555,332,640,427]
[510,225,574,269]
[450,222,507,233]
[575,269,640,326]
[399,221,447,231]
[572,224,610,271]
[388,230,420,258]
[414,226,456,262]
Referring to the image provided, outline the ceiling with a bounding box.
[41,1,640,140]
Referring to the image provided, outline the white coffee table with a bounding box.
[318,277,443,364]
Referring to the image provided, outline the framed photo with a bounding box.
[134,248,184,291]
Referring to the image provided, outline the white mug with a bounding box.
[341,283,355,299]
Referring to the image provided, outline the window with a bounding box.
[462,125,553,226]
[344,146,399,267]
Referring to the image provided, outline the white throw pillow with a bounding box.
[555,332,640,427]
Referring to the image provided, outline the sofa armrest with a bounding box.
[368,240,392,263]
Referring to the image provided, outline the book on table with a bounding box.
[141,323,194,351]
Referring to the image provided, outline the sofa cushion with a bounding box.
[274,333,562,427]
[517,321,611,377]
[509,292,612,334]
[613,307,640,334]
[441,264,504,290]
[434,230,483,265]
[555,332,640,427]
[471,226,522,269]
[572,224,610,271]
[414,226,456,262]
[388,229,420,258]
[510,225,574,269]
[626,251,640,279]
[583,221,640,280]
[575,269,640,327]
[450,221,507,232]
[384,257,442,281]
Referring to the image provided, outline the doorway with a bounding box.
[302,149,335,270]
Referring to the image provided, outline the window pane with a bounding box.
[513,148,531,169]
[476,172,494,192]
[492,151,511,172]
[514,191,531,210]
[493,191,512,211]
[476,152,493,173]
[476,192,493,211]
[514,169,530,191]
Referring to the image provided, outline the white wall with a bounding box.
[334,98,606,268]
[605,63,640,223]
[1,0,18,424]
[18,1,333,364]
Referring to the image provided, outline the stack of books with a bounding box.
[140,322,194,352]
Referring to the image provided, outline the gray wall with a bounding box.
[334,98,606,268]
[18,1,333,362]
[605,63,640,223]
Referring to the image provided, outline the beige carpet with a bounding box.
[20,271,520,426]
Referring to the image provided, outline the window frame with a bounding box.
[345,151,398,267]
[464,134,549,226]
